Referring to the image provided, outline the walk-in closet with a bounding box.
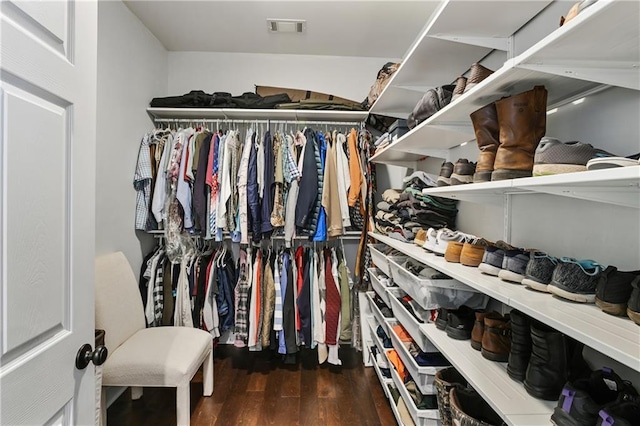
[1,1,638,425]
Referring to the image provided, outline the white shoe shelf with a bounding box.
[418,322,556,426]
[370,0,640,165]
[369,232,640,372]
[421,166,640,209]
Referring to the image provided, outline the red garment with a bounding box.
[183,134,192,182]
[324,249,340,345]
[295,246,304,331]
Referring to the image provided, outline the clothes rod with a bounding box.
[152,118,363,126]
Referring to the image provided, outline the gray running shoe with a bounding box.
[548,258,604,303]
[533,137,595,176]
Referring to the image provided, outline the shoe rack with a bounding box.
[362,1,640,425]
[370,0,639,167]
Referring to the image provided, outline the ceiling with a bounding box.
[124,1,439,58]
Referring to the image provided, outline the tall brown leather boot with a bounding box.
[492,86,548,181]
[470,103,499,183]
[481,312,511,362]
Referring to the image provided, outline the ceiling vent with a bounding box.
[267,19,306,34]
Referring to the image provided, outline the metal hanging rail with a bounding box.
[152,118,363,126]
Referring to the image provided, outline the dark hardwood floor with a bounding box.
[107,345,395,425]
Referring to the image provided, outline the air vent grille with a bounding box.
[267,19,306,33]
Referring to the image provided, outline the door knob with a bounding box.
[75,343,108,369]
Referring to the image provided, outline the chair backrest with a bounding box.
[95,252,146,354]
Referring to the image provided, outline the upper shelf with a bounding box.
[369,0,553,118]
[369,232,640,372]
[421,166,640,209]
[370,0,640,164]
[146,108,369,122]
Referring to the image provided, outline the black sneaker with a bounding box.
[548,258,604,303]
[522,251,558,293]
[551,368,638,426]
[627,277,640,325]
[595,266,640,316]
[437,162,454,187]
[596,399,640,426]
[435,307,449,330]
[445,306,476,340]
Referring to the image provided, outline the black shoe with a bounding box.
[445,306,475,340]
[596,399,640,426]
[595,266,640,316]
[551,368,638,426]
[626,275,640,325]
[507,309,532,382]
[435,307,449,330]
[524,321,570,401]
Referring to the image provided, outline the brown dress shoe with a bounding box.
[445,241,464,263]
[481,312,512,362]
[461,238,491,267]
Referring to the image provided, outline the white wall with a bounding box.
[168,51,398,103]
[96,0,167,272]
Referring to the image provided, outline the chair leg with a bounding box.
[131,386,144,400]
[176,382,190,426]
[203,348,214,397]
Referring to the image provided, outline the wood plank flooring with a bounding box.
[107,345,395,425]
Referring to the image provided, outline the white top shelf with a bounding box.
[146,107,368,122]
[419,322,555,426]
[369,0,552,119]
[370,0,640,163]
[369,232,640,372]
[420,166,640,208]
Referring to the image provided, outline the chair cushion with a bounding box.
[102,327,212,387]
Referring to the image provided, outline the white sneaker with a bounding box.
[432,229,471,255]
[422,228,439,252]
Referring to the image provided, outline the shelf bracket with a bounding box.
[428,34,510,51]
[503,193,512,244]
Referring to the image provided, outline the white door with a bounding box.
[0,0,97,424]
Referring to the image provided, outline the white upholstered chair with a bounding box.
[95,252,213,426]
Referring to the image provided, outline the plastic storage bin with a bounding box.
[388,352,442,426]
[369,244,406,277]
[389,257,489,310]
[367,291,394,335]
[387,320,449,395]
[387,293,437,353]
[369,267,395,306]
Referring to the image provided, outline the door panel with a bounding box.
[2,82,70,359]
[0,0,97,424]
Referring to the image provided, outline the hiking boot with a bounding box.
[449,387,506,426]
[451,159,476,185]
[470,102,500,183]
[478,241,514,276]
[524,321,570,401]
[438,162,454,187]
[551,368,639,426]
[461,238,492,267]
[445,306,476,340]
[548,258,604,303]
[595,266,640,316]
[498,249,531,284]
[492,86,548,181]
[435,367,469,426]
[627,277,640,325]
[522,251,558,293]
[533,137,595,176]
[471,310,489,351]
[507,309,532,382]
[481,312,511,362]
[596,400,640,426]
